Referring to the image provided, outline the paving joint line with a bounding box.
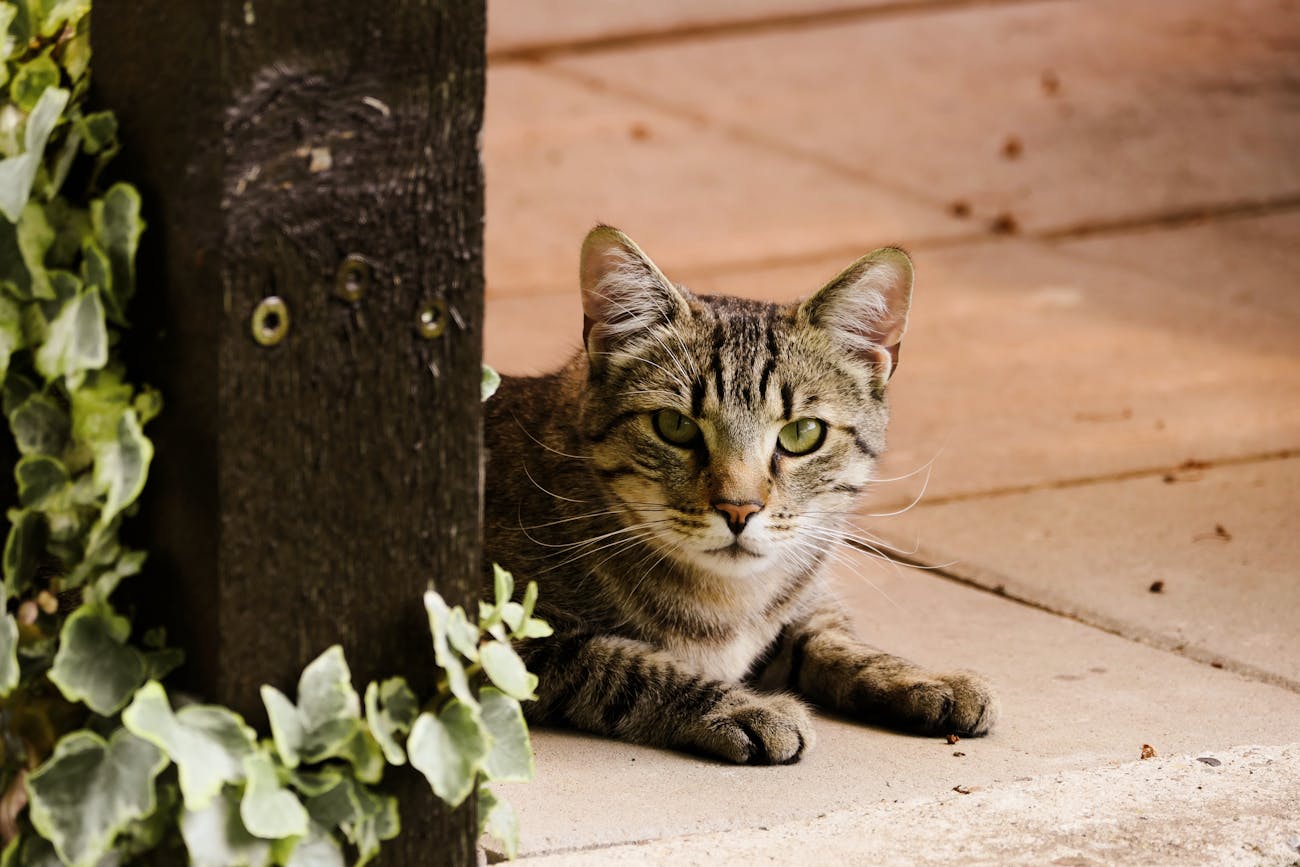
[488,0,1070,63]
[1035,195,1300,242]
[863,544,1300,696]
[873,448,1300,510]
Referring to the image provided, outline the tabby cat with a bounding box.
[484,226,997,764]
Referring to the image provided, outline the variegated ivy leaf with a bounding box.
[0,612,18,696]
[0,293,22,380]
[34,287,109,386]
[239,750,309,841]
[408,699,489,809]
[25,728,168,867]
[9,393,70,457]
[480,687,534,783]
[91,407,152,531]
[122,681,257,809]
[478,784,521,861]
[293,767,399,867]
[260,646,384,782]
[481,364,500,402]
[424,589,475,709]
[283,821,346,867]
[47,597,147,715]
[180,786,273,867]
[15,454,69,507]
[0,86,69,223]
[363,677,419,766]
[38,0,91,39]
[90,183,143,322]
[9,57,59,114]
[479,642,537,702]
[3,509,47,598]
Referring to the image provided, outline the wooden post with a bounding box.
[93,2,485,863]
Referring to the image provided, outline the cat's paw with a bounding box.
[697,692,815,765]
[888,670,998,737]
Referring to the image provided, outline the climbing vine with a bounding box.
[1,2,534,864]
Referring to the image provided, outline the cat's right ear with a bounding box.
[580,225,690,357]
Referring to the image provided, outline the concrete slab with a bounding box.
[872,457,1300,689]
[514,744,1300,866]
[491,562,1300,857]
[482,65,965,297]
[487,0,937,56]
[486,237,1300,501]
[552,0,1300,233]
[1052,210,1300,323]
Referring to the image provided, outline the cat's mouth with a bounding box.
[705,540,765,559]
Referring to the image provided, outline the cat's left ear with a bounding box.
[798,247,914,380]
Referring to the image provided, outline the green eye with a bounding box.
[777,418,826,455]
[652,409,701,447]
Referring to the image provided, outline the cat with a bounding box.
[483,226,997,765]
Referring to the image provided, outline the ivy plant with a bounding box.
[2,1,539,864]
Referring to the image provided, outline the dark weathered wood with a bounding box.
[93,2,485,863]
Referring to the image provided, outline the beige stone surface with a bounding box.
[482,65,965,297]
[514,744,1300,866]
[552,0,1300,233]
[872,458,1300,686]
[486,237,1300,502]
[487,0,934,55]
[493,562,1300,857]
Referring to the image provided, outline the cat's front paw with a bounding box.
[696,691,815,765]
[888,670,998,737]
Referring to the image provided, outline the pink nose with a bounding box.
[713,501,764,534]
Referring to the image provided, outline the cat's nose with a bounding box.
[713,500,764,535]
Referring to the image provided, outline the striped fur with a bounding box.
[484,227,997,764]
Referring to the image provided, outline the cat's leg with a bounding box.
[519,632,816,764]
[754,607,998,737]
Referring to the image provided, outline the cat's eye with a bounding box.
[652,409,701,447]
[777,418,826,456]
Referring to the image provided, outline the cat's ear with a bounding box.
[798,247,914,379]
[580,225,690,355]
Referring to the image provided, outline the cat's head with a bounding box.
[577,225,912,581]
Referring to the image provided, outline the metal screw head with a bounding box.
[336,255,370,303]
[251,296,290,346]
[416,299,447,339]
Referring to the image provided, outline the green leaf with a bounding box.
[90,183,143,321]
[16,455,69,507]
[408,699,489,809]
[493,564,515,608]
[91,406,152,529]
[10,58,60,113]
[25,728,168,867]
[3,509,47,598]
[480,687,534,783]
[34,287,109,385]
[76,111,117,156]
[239,750,309,840]
[481,364,500,402]
[10,393,70,456]
[0,613,18,696]
[363,677,418,766]
[0,294,22,381]
[47,597,147,715]
[39,0,90,38]
[424,589,475,709]
[479,784,521,861]
[122,681,257,809]
[261,685,305,768]
[283,822,345,867]
[445,605,480,662]
[294,768,398,866]
[180,787,273,867]
[480,642,537,701]
[0,87,69,223]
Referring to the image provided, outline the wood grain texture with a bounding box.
[94,2,485,862]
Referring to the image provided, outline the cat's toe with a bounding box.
[939,671,999,736]
[701,693,815,765]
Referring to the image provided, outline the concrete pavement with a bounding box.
[480,0,1300,861]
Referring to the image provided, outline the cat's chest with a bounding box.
[664,620,782,683]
